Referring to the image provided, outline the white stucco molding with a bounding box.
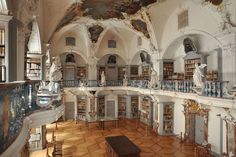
[65,87,235,109]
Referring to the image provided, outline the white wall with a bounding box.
[173,98,185,136]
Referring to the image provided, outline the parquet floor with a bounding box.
[30,119,197,157]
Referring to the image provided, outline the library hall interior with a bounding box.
[1,0,236,157]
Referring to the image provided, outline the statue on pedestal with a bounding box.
[193,63,207,94]
[149,67,158,88]
[100,71,106,86]
[123,72,128,86]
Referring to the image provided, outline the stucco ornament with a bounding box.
[193,63,207,94]
[149,67,158,88]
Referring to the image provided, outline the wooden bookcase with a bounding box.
[163,60,174,80]
[159,102,174,135]
[141,65,150,80]
[140,97,153,126]
[183,52,205,80]
[97,96,105,117]
[77,66,87,80]
[130,96,139,118]
[206,70,218,81]
[63,63,76,80]
[26,53,42,80]
[118,67,126,80]
[130,65,139,80]
[77,96,87,120]
[118,95,126,117]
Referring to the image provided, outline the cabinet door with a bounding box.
[64,66,76,80]
[195,115,204,144]
[106,101,115,117]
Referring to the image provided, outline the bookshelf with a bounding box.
[97,96,105,117]
[130,96,139,118]
[183,51,205,80]
[118,95,126,117]
[206,70,218,81]
[26,53,42,80]
[141,65,150,80]
[77,96,87,120]
[140,97,153,126]
[118,67,126,80]
[77,66,87,80]
[162,103,174,135]
[163,60,174,80]
[130,65,139,80]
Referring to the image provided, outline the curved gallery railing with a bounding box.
[61,80,232,99]
[0,81,63,155]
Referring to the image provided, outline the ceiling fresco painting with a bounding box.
[51,0,157,42]
[81,0,157,19]
[131,19,150,38]
[88,25,104,43]
[205,0,223,5]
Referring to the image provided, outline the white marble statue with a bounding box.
[101,71,106,86]
[193,63,207,94]
[123,72,128,86]
[193,63,207,87]
[149,67,158,88]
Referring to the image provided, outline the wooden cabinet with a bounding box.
[141,65,150,80]
[0,29,5,66]
[77,66,87,80]
[140,97,153,126]
[97,96,105,117]
[159,102,174,135]
[118,67,126,80]
[63,63,76,80]
[163,60,174,80]
[183,52,205,80]
[130,65,139,80]
[26,53,42,80]
[206,70,218,81]
[131,96,139,118]
[77,96,86,120]
[118,95,126,117]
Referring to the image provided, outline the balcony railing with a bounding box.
[0,80,62,155]
[62,79,232,99]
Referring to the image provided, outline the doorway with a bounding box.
[65,102,75,120]
[106,101,115,117]
[107,66,117,81]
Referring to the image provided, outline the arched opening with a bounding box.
[97,54,126,81]
[162,33,222,81]
[60,52,87,81]
[130,50,152,80]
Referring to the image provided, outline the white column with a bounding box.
[215,31,236,88]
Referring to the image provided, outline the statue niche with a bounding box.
[107,55,116,64]
[65,53,75,63]
[183,37,197,54]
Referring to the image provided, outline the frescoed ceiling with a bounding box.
[81,0,157,20]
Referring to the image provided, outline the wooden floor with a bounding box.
[30,119,197,157]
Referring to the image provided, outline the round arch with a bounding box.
[130,50,152,65]
[161,29,223,59]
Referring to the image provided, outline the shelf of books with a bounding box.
[140,97,153,126]
[162,103,174,135]
[130,96,139,118]
[26,53,42,80]
[118,95,126,117]
[77,96,87,120]
[97,95,105,117]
